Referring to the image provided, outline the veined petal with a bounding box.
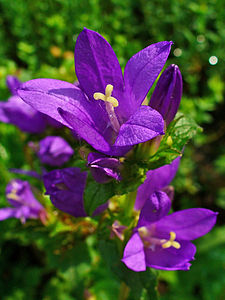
[75,28,124,105]
[155,208,218,240]
[135,157,180,210]
[114,106,164,147]
[124,41,173,114]
[150,64,182,125]
[137,191,171,227]
[122,232,146,272]
[18,79,108,132]
[58,108,111,153]
[145,241,196,271]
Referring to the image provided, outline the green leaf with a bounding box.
[84,177,115,216]
[137,113,201,170]
[98,239,158,300]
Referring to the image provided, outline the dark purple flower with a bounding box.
[122,191,218,271]
[87,152,121,183]
[18,28,173,156]
[0,179,46,224]
[149,64,183,126]
[43,167,108,218]
[135,157,181,210]
[38,136,74,166]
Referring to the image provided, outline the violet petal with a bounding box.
[122,232,146,272]
[150,64,182,125]
[155,208,218,241]
[124,41,173,114]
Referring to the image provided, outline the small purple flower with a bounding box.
[43,167,108,218]
[110,220,127,241]
[122,191,218,271]
[0,179,46,224]
[38,136,74,166]
[135,157,181,210]
[149,64,183,126]
[18,28,174,156]
[87,152,121,183]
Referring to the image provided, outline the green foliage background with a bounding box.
[0,0,224,299]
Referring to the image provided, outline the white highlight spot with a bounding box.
[209,56,218,65]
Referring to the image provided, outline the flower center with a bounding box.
[93,84,120,133]
[7,188,20,201]
[138,227,181,250]
[161,231,181,249]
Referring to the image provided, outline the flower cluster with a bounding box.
[0,28,217,274]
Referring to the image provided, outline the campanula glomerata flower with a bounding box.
[38,136,74,166]
[149,64,183,126]
[43,167,108,218]
[122,191,218,271]
[0,179,47,224]
[87,152,121,183]
[18,28,174,156]
[135,157,181,210]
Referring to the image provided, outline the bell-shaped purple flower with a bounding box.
[43,167,108,218]
[135,156,181,210]
[0,179,46,224]
[122,192,218,271]
[149,64,183,126]
[18,28,174,156]
[87,152,121,183]
[38,136,74,166]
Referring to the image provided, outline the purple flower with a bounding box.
[38,136,74,166]
[149,64,183,126]
[0,76,62,133]
[43,167,108,218]
[0,179,46,224]
[18,28,173,156]
[122,191,218,271]
[0,76,46,133]
[135,157,181,210]
[87,152,121,183]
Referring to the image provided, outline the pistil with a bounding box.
[94,84,120,133]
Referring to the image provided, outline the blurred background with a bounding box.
[0,0,224,299]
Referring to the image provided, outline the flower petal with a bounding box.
[58,108,111,153]
[137,191,171,227]
[115,106,164,147]
[155,208,218,240]
[149,64,182,125]
[122,232,146,272]
[0,96,46,133]
[145,241,196,271]
[18,79,107,130]
[0,207,17,221]
[124,41,173,113]
[75,28,124,105]
[6,76,21,95]
[43,168,87,218]
[135,157,180,210]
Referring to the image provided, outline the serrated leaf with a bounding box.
[136,113,201,170]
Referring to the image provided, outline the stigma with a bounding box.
[94,84,119,107]
[7,188,20,201]
[161,231,181,249]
